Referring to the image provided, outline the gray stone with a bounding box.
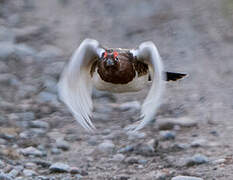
[124,156,139,164]
[43,77,57,94]
[20,146,43,157]
[191,139,207,148]
[29,120,50,129]
[36,91,58,105]
[0,173,13,180]
[87,136,99,146]
[14,43,36,58]
[0,42,15,60]
[171,176,203,180]
[185,154,209,166]
[8,169,20,178]
[134,143,155,156]
[112,154,125,162]
[127,131,146,140]
[0,160,4,168]
[118,101,141,111]
[23,169,37,177]
[157,117,197,130]
[0,26,15,42]
[49,162,70,173]
[154,171,167,180]
[118,145,134,153]
[0,62,9,73]
[69,167,81,174]
[0,74,19,86]
[51,148,61,155]
[56,139,70,151]
[159,131,176,140]
[98,140,115,153]
[15,112,35,121]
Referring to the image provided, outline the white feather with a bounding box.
[58,39,104,132]
[129,42,165,131]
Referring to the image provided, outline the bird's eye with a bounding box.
[113,51,118,59]
[115,57,119,61]
[103,52,108,58]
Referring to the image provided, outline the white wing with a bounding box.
[130,41,165,131]
[58,39,104,132]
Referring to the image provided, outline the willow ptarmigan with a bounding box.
[58,39,187,132]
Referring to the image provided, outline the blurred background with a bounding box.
[0,0,232,179]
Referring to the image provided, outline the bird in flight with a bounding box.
[58,39,187,132]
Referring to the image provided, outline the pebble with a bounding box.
[112,154,125,162]
[0,160,5,168]
[29,120,50,129]
[134,143,155,156]
[0,173,13,180]
[23,169,37,177]
[211,158,226,165]
[118,145,134,153]
[8,169,20,178]
[98,140,115,153]
[127,131,146,140]
[56,139,70,151]
[49,162,70,173]
[154,171,167,180]
[0,61,9,73]
[159,131,176,140]
[43,76,57,94]
[69,167,80,174]
[36,91,58,105]
[15,112,35,121]
[0,42,15,60]
[0,26,15,42]
[157,117,197,130]
[87,136,99,146]
[118,101,141,111]
[124,156,139,164]
[185,154,209,166]
[171,176,203,180]
[51,148,61,155]
[191,139,207,148]
[20,146,43,157]
[25,162,37,169]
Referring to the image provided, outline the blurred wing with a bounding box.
[130,41,165,131]
[58,39,104,132]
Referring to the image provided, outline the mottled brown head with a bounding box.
[101,50,119,69]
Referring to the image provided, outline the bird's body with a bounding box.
[58,39,187,132]
[91,49,149,93]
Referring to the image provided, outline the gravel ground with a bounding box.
[0,0,233,179]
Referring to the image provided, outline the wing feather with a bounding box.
[58,39,104,132]
[130,41,165,131]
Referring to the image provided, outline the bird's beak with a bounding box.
[105,59,114,67]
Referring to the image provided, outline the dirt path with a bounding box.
[0,0,232,179]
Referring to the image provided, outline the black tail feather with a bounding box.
[165,72,187,81]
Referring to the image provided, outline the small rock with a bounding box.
[43,76,57,94]
[118,101,141,111]
[87,136,99,146]
[127,131,146,140]
[0,73,19,86]
[0,26,15,42]
[14,43,36,58]
[33,160,51,168]
[134,143,155,156]
[8,169,20,178]
[36,91,58,105]
[20,146,43,157]
[158,117,197,130]
[124,156,139,164]
[0,61,9,73]
[56,139,70,151]
[0,173,13,180]
[16,112,35,121]
[191,139,207,148]
[159,131,176,140]
[23,169,37,177]
[211,158,226,164]
[185,154,209,166]
[29,120,50,129]
[118,145,134,153]
[70,167,80,174]
[171,176,203,180]
[0,160,5,168]
[98,140,115,153]
[25,162,37,169]
[51,148,61,155]
[0,42,15,60]
[154,171,167,180]
[112,154,125,162]
[49,162,70,173]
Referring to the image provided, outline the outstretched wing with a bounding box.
[130,41,165,131]
[58,39,104,132]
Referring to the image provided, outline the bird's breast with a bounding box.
[97,59,136,84]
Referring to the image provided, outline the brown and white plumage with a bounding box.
[58,39,186,132]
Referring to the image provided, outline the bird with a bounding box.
[58,39,187,132]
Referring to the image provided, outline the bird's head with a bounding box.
[101,50,119,68]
